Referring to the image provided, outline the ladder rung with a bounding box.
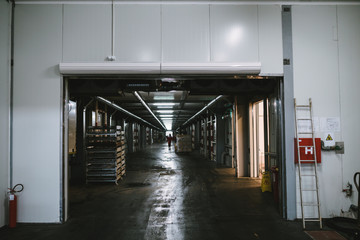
[297,118,312,120]
[303,203,319,206]
[301,189,317,191]
[301,174,316,176]
[304,219,321,222]
[299,160,316,163]
[298,132,313,134]
[299,146,314,148]
[296,105,311,108]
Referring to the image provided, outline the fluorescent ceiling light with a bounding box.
[154,95,175,100]
[156,110,174,113]
[152,103,176,106]
[156,106,174,109]
[160,115,174,117]
[160,118,173,120]
[161,77,177,82]
[134,91,166,130]
[95,96,161,131]
[182,95,223,126]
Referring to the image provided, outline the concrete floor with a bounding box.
[1,143,314,240]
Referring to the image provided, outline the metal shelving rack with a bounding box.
[208,115,216,161]
[200,119,205,156]
[152,130,158,143]
[133,124,139,152]
[191,123,195,150]
[85,126,126,184]
[146,128,152,145]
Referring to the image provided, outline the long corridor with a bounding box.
[1,144,310,240]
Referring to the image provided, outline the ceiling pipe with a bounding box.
[181,95,223,127]
[133,91,167,130]
[95,96,161,131]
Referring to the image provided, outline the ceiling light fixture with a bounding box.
[95,96,161,131]
[156,110,174,114]
[134,91,167,130]
[152,103,176,106]
[153,95,175,100]
[182,95,223,127]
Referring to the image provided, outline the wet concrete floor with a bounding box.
[1,143,313,240]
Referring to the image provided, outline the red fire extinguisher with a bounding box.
[8,184,24,228]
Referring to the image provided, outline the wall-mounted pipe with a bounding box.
[9,0,15,189]
[133,91,167,130]
[111,0,115,58]
[95,96,161,131]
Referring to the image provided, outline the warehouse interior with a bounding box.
[41,74,291,239]
[64,75,284,218]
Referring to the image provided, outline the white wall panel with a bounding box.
[338,6,360,209]
[293,6,339,116]
[115,5,161,62]
[292,6,343,218]
[13,5,62,222]
[258,5,283,75]
[0,1,10,228]
[210,5,259,62]
[162,5,210,62]
[63,5,111,62]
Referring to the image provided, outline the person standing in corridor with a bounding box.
[166,134,173,149]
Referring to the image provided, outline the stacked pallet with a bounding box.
[176,134,192,153]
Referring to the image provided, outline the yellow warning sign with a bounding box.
[326,134,333,141]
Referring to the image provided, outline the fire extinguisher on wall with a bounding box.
[8,184,24,228]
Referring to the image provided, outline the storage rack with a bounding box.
[133,123,139,152]
[153,130,159,143]
[85,126,126,184]
[208,115,216,161]
[191,124,195,150]
[118,127,127,178]
[200,119,205,156]
[146,128,152,145]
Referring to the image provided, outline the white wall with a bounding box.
[61,3,283,75]
[337,5,360,212]
[13,4,62,222]
[0,0,10,228]
[163,5,209,62]
[115,5,161,62]
[292,5,360,218]
[63,5,112,62]
[258,5,283,75]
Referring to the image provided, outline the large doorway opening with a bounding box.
[62,75,284,227]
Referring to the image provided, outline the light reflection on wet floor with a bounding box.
[144,145,185,240]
